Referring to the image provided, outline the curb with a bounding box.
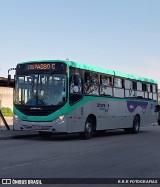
[0,130,39,140]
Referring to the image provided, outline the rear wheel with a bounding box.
[124,115,140,134]
[131,115,140,134]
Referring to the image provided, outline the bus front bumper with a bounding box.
[13,115,68,133]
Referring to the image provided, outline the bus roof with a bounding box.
[19,60,158,84]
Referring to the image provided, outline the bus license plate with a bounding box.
[32,125,41,130]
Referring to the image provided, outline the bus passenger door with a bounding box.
[68,72,84,133]
[68,104,85,133]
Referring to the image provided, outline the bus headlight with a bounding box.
[14,115,20,121]
[55,115,65,124]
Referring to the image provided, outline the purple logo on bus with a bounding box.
[127,101,148,113]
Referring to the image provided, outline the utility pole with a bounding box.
[0,67,10,130]
[0,104,10,130]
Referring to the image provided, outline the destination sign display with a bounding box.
[27,63,55,70]
[16,62,67,75]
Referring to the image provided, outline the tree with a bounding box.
[1,107,13,117]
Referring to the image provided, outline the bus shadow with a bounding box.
[12,128,149,141]
[40,128,150,141]
[37,130,137,141]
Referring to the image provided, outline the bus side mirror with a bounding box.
[8,74,11,83]
[8,68,16,84]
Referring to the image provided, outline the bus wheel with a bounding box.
[83,118,94,139]
[131,115,140,134]
[124,115,140,134]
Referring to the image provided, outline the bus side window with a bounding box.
[69,67,83,105]
[153,84,158,101]
[150,84,153,92]
[100,75,113,96]
[84,72,99,95]
[132,81,137,90]
[113,77,124,98]
[137,82,144,98]
[142,83,148,99]
[147,84,153,100]
[125,79,133,97]
[70,75,82,94]
[100,75,112,86]
[85,72,90,84]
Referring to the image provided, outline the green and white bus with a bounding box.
[13,60,158,138]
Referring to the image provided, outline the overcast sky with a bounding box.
[0,0,160,85]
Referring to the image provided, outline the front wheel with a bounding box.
[82,118,94,139]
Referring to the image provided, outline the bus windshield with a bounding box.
[14,74,67,106]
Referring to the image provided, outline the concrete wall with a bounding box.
[0,87,13,129]
[0,87,13,110]
[0,117,13,129]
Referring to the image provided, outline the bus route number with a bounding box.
[28,63,55,70]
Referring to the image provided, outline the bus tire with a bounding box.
[131,115,140,134]
[82,117,94,139]
[124,115,140,134]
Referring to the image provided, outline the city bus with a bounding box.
[13,60,158,138]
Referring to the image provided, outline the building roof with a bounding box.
[0,77,14,88]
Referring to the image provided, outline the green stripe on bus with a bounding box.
[14,96,157,122]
